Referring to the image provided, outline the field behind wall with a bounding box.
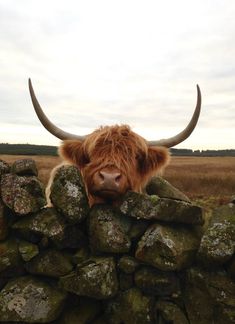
[1,154,235,213]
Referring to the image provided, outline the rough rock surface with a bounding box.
[0,199,8,241]
[146,176,191,202]
[197,204,235,266]
[106,287,155,324]
[0,158,234,323]
[119,191,204,225]
[1,174,46,215]
[0,276,67,323]
[135,223,200,270]
[11,158,38,176]
[89,205,131,253]
[59,257,118,300]
[50,165,89,223]
[0,159,10,179]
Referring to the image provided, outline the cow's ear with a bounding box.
[144,146,170,173]
[59,140,89,167]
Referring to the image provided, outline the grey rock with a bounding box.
[0,199,8,241]
[25,249,73,278]
[118,255,139,274]
[135,223,200,271]
[119,191,204,225]
[89,205,131,254]
[105,287,155,324]
[50,165,89,223]
[18,241,39,262]
[59,257,118,300]
[12,208,86,249]
[197,204,235,266]
[12,208,66,244]
[135,266,180,297]
[11,159,38,176]
[183,267,235,324]
[146,176,190,202]
[1,174,46,215]
[0,276,67,323]
[0,239,22,274]
[0,159,10,180]
[156,300,189,324]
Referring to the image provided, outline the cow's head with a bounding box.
[28,79,201,205]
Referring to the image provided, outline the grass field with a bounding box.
[1,154,235,211]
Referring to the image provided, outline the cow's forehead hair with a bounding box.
[83,124,148,157]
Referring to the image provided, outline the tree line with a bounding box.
[0,143,235,157]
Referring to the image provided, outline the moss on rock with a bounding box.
[135,223,200,271]
[59,257,118,300]
[0,276,67,323]
[50,165,89,224]
[1,174,46,215]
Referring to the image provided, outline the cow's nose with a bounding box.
[99,171,122,186]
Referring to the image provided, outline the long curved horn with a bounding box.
[28,78,87,141]
[148,85,201,147]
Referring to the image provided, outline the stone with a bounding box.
[12,208,86,248]
[227,256,235,281]
[18,241,39,262]
[118,255,139,274]
[1,174,46,215]
[119,191,204,225]
[146,176,191,202]
[105,287,155,324]
[50,165,89,223]
[0,199,8,241]
[72,247,89,265]
[119,273,134,291]
[197,204,235,266]
[59,257,118,300]
[59,297,101,324]
[25,249,73,277]
[0,239,22,274]
[183,267,235,324]
[0,276,67,323]
[11,159,38,176]
[135,223,200,271]
[89,205,131,254]
[135,266,180,297]
[60,257,118,299]
[0,159,10,180]
[156,300,189,324]
[12,208,66,244]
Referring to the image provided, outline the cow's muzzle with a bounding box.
[92,169,126,200]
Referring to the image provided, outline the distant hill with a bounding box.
[170,148,235,157]
[0,143,235,157]
[0,143,58,156]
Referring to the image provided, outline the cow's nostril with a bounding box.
[115,174,122,183]
[99,171,105,181]
[99,171,122,186]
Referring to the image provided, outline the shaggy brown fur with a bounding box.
[56,124,170,206]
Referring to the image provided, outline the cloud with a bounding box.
[0,0,235,149]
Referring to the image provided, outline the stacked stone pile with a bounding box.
[0,158,235,323]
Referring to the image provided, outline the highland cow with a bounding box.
[28,79,201,206]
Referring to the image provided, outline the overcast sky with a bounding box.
[0,0,234,150]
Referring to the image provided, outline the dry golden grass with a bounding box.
[0,155,62,185]
[164,156,235,210]
[1,154,235,210]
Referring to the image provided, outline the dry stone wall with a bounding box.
[0,158,235,323]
